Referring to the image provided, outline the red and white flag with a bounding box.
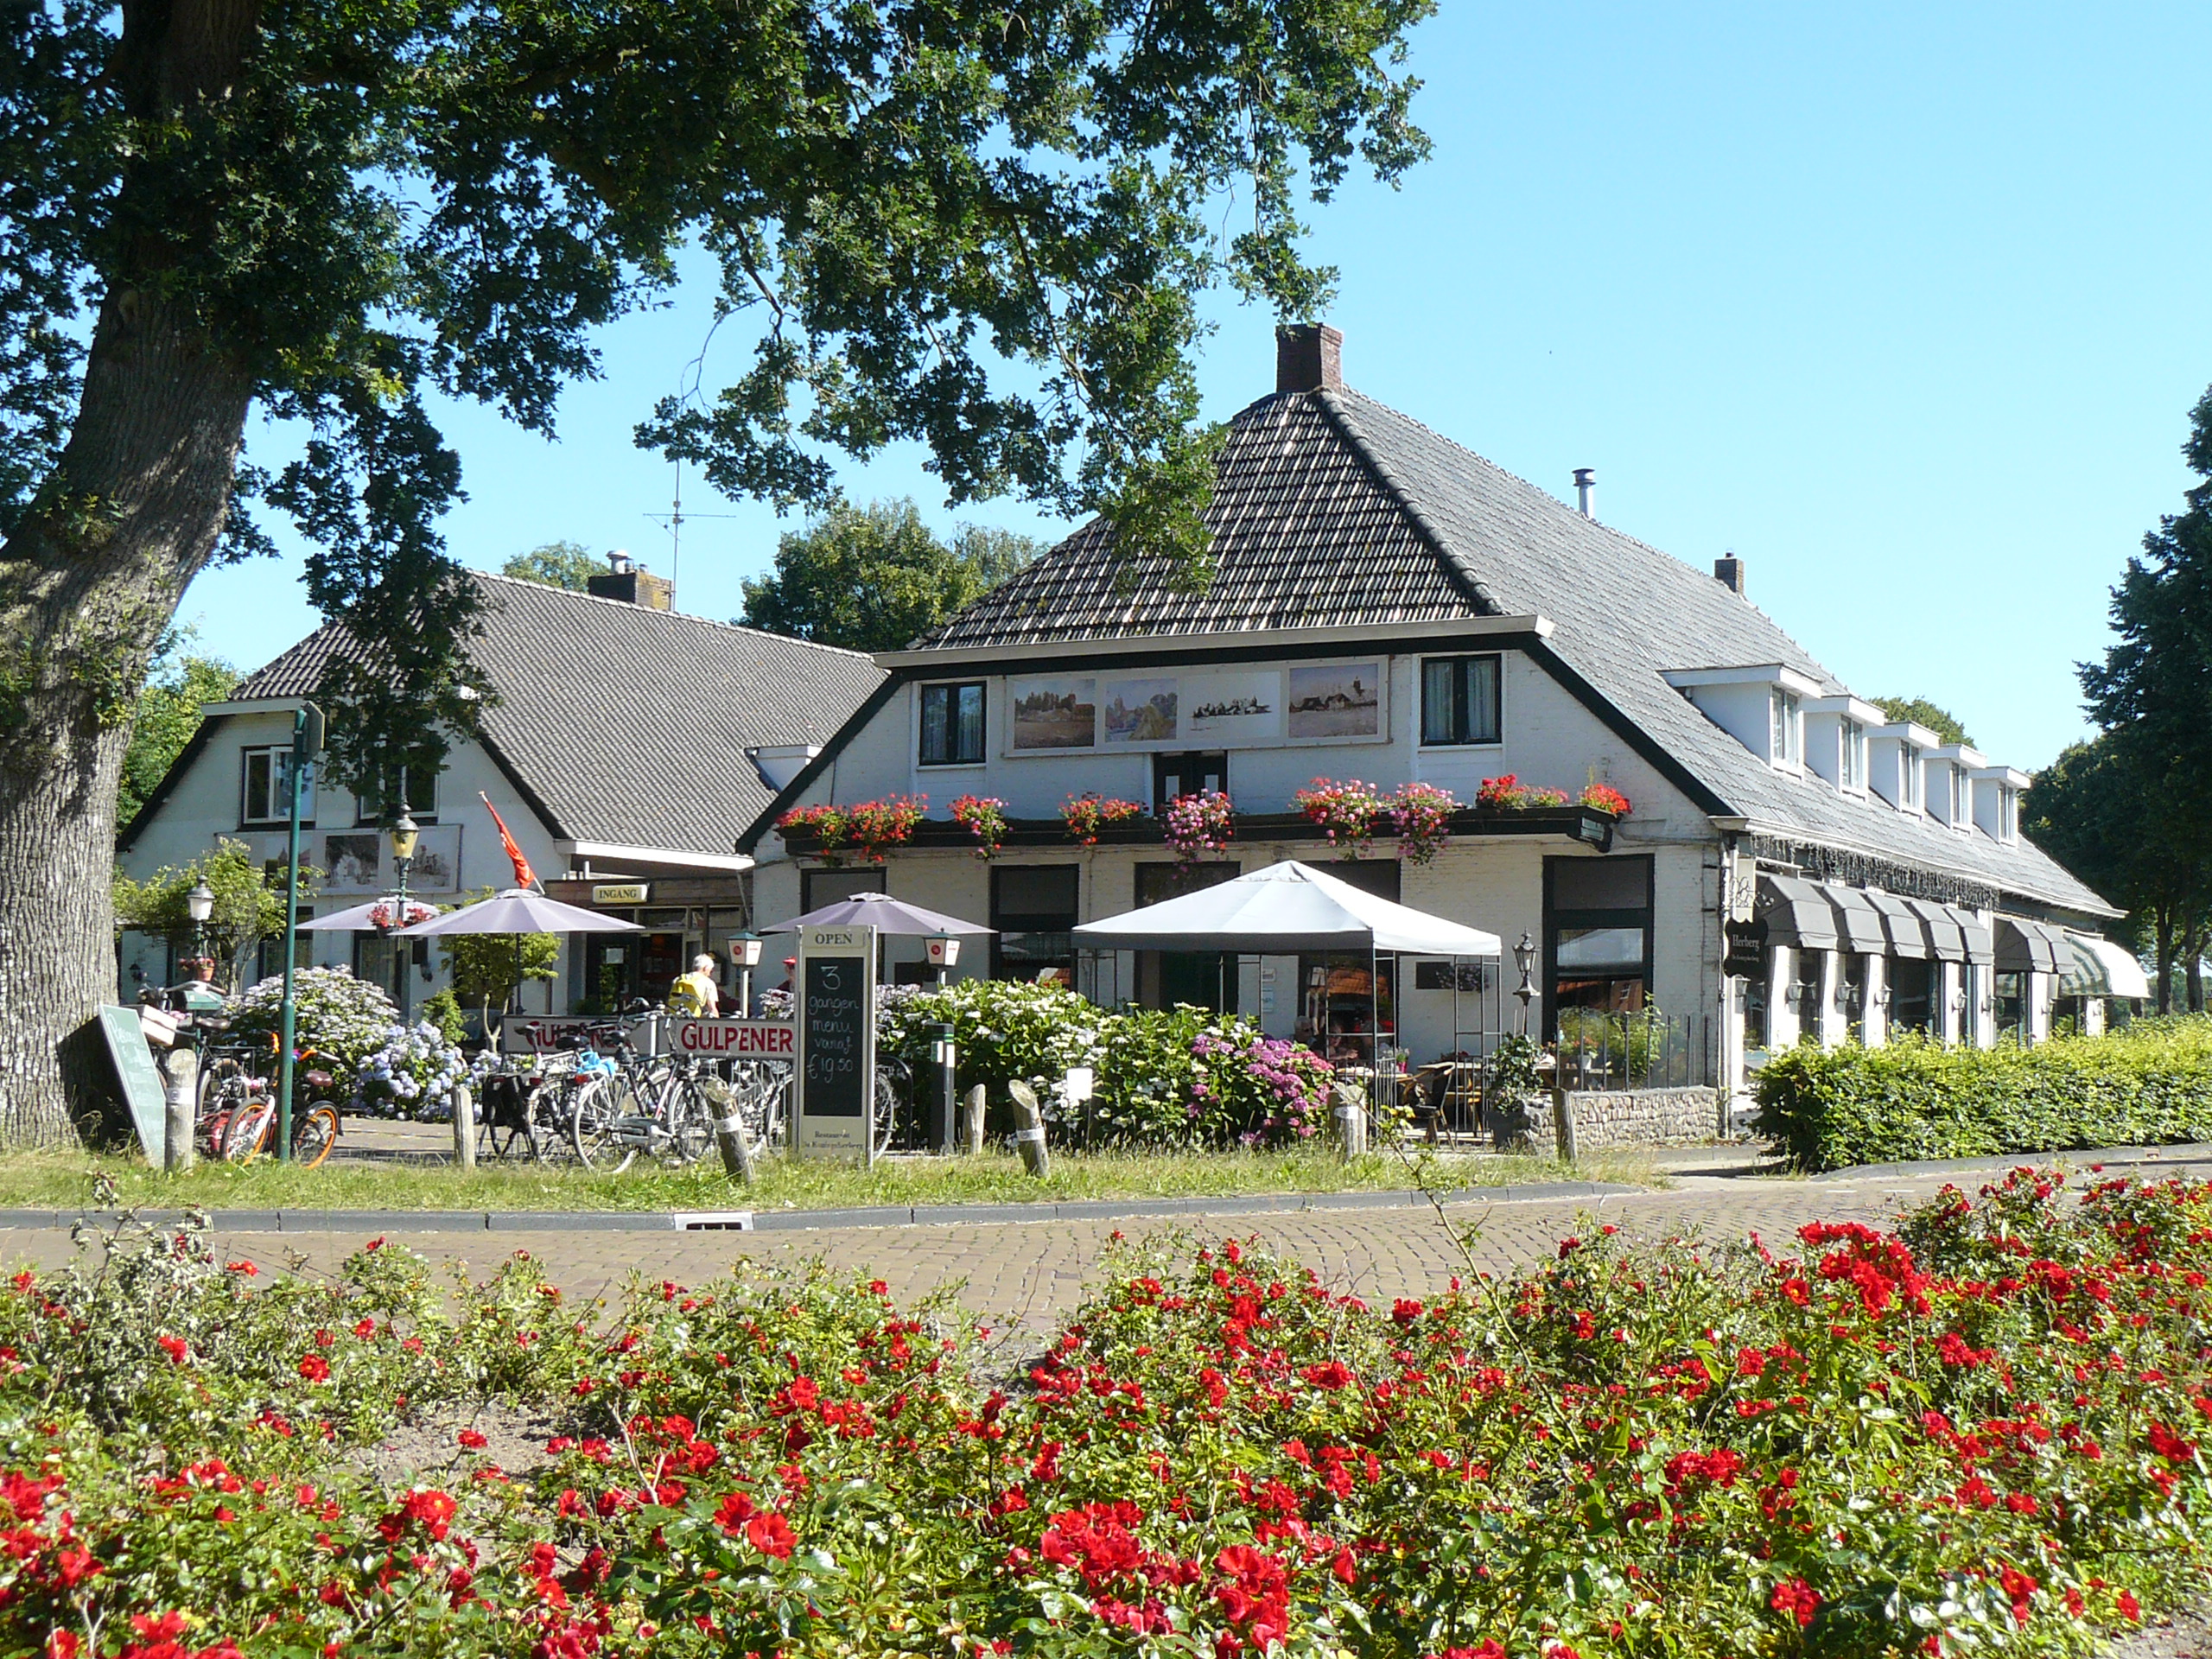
[480,792,537,889]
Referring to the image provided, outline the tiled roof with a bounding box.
[915,386,2115,918]
[233,574,884,857]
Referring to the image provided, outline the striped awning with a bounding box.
[2059,932,2152,999]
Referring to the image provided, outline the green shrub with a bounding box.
[1753,1016,2212,1171]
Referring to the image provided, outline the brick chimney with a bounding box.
[588,549,673,611]
[1275,323,1343,393]
[1713,555,1745,596]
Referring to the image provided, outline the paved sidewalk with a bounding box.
[25,1154,2209,1337]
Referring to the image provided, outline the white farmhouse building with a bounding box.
[734,326,2131,1100]
[120,566,882,1013]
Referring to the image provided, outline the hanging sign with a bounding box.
[670,1019,795,1058]
[795,923,874,1160]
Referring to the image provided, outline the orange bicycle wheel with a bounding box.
[224,1103,275,1164]
[293,1104,340,1169]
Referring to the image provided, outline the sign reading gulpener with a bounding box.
[670,1019,794,1058]
[499,1017,793,1056]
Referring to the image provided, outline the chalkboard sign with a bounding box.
[794,924,874,1158]
[95,1007,168,1160]
[803,960,866,1116]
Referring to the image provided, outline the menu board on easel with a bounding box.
[794,923,875,1160]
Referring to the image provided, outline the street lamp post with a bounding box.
[185,881,215,979]
[389,811,418,1022]
[1512,931,1538,1037]
[275,702,324,1163]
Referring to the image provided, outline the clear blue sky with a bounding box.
[181,1,2212,772]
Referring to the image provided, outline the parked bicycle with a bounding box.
[195,1037,344,1167]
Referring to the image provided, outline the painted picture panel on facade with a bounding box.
[1101,677,1179,744]
[1009,677,1097,750]
[1286,663,1383,740]
[1185,671,1281,741]
[319,825,461,893]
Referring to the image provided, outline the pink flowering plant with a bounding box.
[2,1167,2210,1656]
[948,794,1009,858]
[1291,778,1386,858]
[1161,789,1235,861]
[1388,781,1458,864]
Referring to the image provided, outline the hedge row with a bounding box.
[1754,1016,2212,1170]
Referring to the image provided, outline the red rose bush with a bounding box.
[3,1168,2209,1656]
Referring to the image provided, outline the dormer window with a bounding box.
[1901,751,1918,806]
[1661,664,1823,770]
[1840,721,1866,791]
[1998,787,2017,842]
[1770,689,1801,768]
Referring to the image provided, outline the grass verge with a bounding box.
[0,1142,1665,1215]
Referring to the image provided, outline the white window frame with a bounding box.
[239,746,308,827]
[1839,721,1866,792]
[1769,690,1802,769]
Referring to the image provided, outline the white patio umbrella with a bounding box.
[1071,860,1500,957]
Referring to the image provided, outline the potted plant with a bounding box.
[1475,773,1529,810]
[1291,777,1385,858]
[1388,781,1457,865]
[949,794,1009,858]
[1161,790,1235,862]
[848,795,927,862]
[776,803,851,861]
[1062,792,1147,846]
[1580,780,1632,816]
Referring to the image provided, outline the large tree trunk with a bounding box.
[0,1,260,1146]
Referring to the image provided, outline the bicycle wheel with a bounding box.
[871,1062,910,1160]
[292,1103,341,1168]
[658,1080,716,1167]
[570,1076,639,1173]
[475,1077,537,1163]
[225,1103,275,1164]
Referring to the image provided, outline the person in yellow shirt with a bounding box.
[669,954,722,1017]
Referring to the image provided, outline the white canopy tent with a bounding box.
[1071,860,1501,957]
[1072,861,1503,1078]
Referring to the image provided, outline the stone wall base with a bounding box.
[1492,1086,1723,1153]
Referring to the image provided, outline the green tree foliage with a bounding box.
[0,0,1433,1141]
[499,540,601,593]
[1872,696,1974,747]
[118,629,237,829]
[2074,384,2212,1013]
[2022,735,2202,1011]
[112,837,317,989]
[739,500,1048,652]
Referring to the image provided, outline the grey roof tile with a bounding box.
[916,386,2114,918]
[234,575,883,856]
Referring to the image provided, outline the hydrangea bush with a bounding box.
[881,981,1333,1148]
[2,1169,2208,1656]
[223,971,470,1118]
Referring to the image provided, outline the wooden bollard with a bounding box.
[1332,1084,1368,1158]
[963,1084,988,1156]
[161,1048,198,1173]
[1551,1085,1578,1167]
[1007,1080,1051,1179]
[451,1084,476,1173]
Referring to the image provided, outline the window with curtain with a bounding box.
[1420,655,1502,746]
[918,682,986,766]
